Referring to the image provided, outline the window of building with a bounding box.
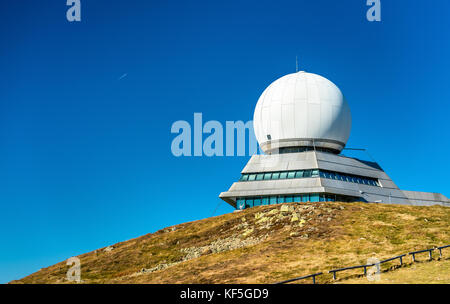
[310,194,319,202]
[245,198,253,208]
[295,170,304,178]
[237,199,245,209]
[269,196,277,204]
[239,169,380,187]
[285,196,293,203]
[262,197,269,205]
[254,198,262,206]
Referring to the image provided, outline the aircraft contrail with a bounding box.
[118,73,128,80]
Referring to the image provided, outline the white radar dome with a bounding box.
[253,71,351,154]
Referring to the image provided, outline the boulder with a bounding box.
[280,205,289,212]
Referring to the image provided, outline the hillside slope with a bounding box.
[11,202,450,284]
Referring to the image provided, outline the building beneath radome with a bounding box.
[219,71,449,209]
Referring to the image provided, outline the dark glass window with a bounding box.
[254,198,262,206]
[302,194,309,202]
[269,196,277,204]
[310,194,319,202]
[245,198,253,208]
[262,197,269,205]
[278,196,285,203]
[312,169,319,177]
[294,195,301,202]
[238,169,379,188]
[285,196,293,203]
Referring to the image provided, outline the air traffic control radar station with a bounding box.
[220,71,449,210]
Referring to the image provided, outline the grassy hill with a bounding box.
[10,202,450,284]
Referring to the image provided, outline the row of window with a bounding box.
[278,147,337,154]
[239,169,379,187]
[236,194,355,209]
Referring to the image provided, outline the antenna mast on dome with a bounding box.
[296,56,298,72]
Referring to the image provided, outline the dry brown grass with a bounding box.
[10,202,450,284]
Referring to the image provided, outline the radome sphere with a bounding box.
[253,71,351,154]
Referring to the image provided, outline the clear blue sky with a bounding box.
[1,0,449,283]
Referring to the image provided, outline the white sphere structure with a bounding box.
[253,71,351,154]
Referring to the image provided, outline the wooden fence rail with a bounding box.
[328,254,406,280]
[275,245,448,284]
[437,245,450,258]
[409,248,434,262]
[275,272,323,284]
